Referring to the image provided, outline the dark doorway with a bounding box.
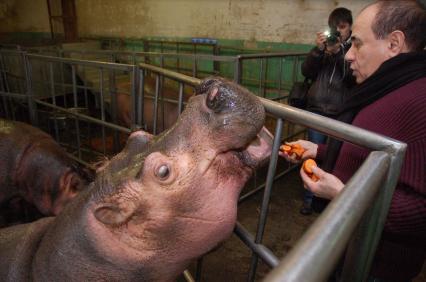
[46,0,78,42]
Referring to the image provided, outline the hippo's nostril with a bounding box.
[155,165,170,180]
[206,87,224,113]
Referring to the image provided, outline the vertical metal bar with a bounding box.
[234,56,242,84]
[99,69,106,155]
[0,52,10,118]
[341,147,406,282]
[258,59,264,97]
[82,64,91,145]
[178,82,184,114]
[71,65,78,107]
[153,74,160,135]
[213,44,220,74]
[71,64,81,159]
[247,118,283,282]
[49,62,60,141]
[130,66,137,130]
[278,58,283,97]
[263,58,268,98]
[138,70,145,127]
[192,56,197,78]
[108,64,119,152]
[59,50,68,108]
[23,53,38,125]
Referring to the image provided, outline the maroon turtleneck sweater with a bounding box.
[317,77,426,280]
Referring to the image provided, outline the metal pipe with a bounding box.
[34,99,131,133]
[27,53,134,71]
[49,62,60,142]
[248,118,283,281]
[234,222,280,268]
[178,82,184,114]
[23,54,38,125]
[99,69,107,155]
[139,63,200,87]
[153,74,160,134]
[264,151,391,282]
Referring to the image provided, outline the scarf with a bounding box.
[322,50,426,173]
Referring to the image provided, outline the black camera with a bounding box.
[324,29,341,45]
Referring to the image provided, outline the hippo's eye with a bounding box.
[155,165,170,180]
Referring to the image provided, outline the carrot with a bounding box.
[280,143,306,159]
[303,159,317,174]
[303,159,319,182]
[280,144,292,153]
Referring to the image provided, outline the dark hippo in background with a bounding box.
[0,119,94,227]
[0,77,272,281]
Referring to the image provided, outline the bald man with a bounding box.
[281,1,426,280]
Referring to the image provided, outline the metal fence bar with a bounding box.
[34,99,131,134]
[99,69,107,155]
[70,64,82,159]
[23,53,38,125]
[49,62,60,142]
[234,222,280,268]
[264,151,391,282]
[248,118,283,281]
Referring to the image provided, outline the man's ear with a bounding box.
[388,30,407,56]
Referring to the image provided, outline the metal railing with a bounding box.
[15,47,306,98]
[0,50,406,282]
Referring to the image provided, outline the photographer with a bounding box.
[299,7,356,215]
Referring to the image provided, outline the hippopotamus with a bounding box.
[0,119,94,226]
[0,77,272,281]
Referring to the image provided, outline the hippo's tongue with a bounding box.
[237,127,273,169]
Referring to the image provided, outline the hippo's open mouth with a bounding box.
[213,127,272,177]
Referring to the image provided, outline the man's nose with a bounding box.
[345,46,354,62]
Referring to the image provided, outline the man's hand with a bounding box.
[315,32,327,51]
[278,140,318,163]
[300,166,344,199]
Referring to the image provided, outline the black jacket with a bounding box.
[301,42,356,117]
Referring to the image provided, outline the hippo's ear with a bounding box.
[94,203,135,226]
[59,170,85,193]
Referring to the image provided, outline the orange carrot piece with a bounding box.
[280,144,292,153]
[303,159,317,174]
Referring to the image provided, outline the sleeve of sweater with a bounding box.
[384,138,426,236]
[316,143,328,162]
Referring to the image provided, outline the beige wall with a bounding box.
[75,0,372,44]
[1,0,373,44]
[0,0,50,33]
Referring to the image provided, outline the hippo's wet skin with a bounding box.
[0,77,272,281]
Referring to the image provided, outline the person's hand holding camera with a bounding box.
[315,31,327,51]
